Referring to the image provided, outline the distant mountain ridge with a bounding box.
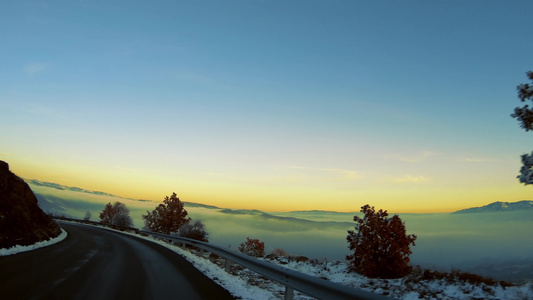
[25,179,533,215]
[26,178,353,228]
[26,179,219,208]
[25,179,155,202]
[27,179,117,197]
[454,201,533,214]
[218,208,354,227]
[183,202,220,209]
[289,209,343,214]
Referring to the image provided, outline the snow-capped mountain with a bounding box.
[454,200,533,214]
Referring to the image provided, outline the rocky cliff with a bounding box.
[0,160,61,249]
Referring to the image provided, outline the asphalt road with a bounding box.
[0,223,235,300]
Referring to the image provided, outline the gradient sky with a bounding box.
[2,1,533,212]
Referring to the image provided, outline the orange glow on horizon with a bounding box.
[4,158,531,214]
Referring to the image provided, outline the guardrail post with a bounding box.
[224,258,232,273]
[284,286,294,300]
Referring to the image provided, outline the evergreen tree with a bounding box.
[346,204,417,279]
[143,192,190,234]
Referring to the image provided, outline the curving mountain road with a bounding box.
[0,223,235,300]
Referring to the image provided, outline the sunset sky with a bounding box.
[2,1,533,212]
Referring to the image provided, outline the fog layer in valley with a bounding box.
[31,183,533,283]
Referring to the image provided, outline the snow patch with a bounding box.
[0,229,68,256]
[131,233,279,299]
[58,222,533,300]
[132,232,533,300]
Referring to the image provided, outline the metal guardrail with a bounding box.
[139,230,396,300]
[53,216,140,233]
[53,217,396,300]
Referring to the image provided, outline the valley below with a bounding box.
[29,179,533,284]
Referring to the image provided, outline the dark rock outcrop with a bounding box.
[0,161,61,249]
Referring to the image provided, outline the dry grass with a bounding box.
[406,265,514,288]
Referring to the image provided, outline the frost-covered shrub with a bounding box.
[177,220,209,242]
[238,237,265,257]
[100,201,133,227]
[112,211,133,227]
[270,248,287,258]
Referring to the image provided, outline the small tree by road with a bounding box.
[143,192,190,234]
[99,202,133,227]
[238,237,265,257]
[346,204,417,279]
[83,210,92,221]
[177,220,209,242]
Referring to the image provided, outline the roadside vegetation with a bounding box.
[238,237,265,257]
[177,220,209,242]
[87,199,516,293]
[142,193,209,242]
[83,210,92,222]
[181,238,520,300]
[347,204,417,279]
[142,192,190,234]
[49,199,528,299]
[99,201,133,227]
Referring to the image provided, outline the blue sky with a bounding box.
[1,1,533,212]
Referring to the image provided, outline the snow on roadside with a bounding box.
[56,221,277,299]
[132,231,533,300]
[0,229,68,256]
[57,222,533,300]
[121,231,279,299]
[257,256,533,300]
